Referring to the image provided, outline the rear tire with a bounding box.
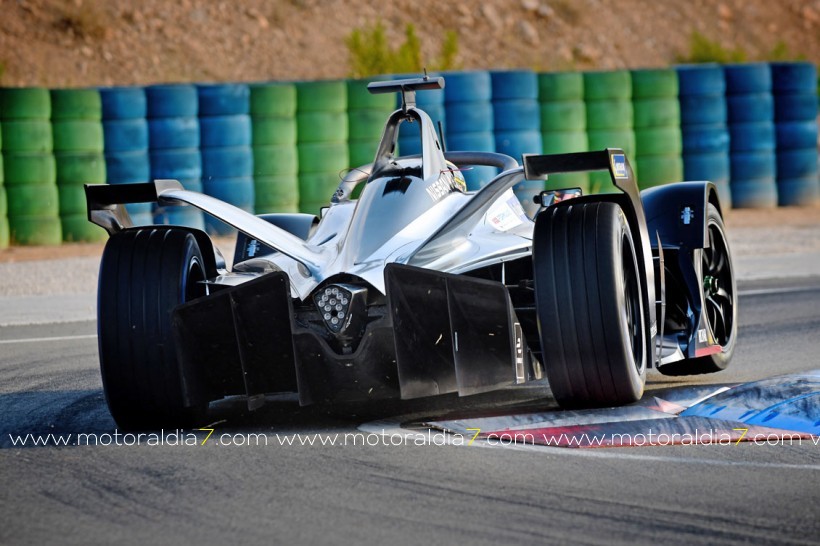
[98,228,209,430]
[534,202,647,408]
[658,203,737,375]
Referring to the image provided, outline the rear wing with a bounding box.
[523,148,637,198]
[85,179,182,233]
[522,148,646,240]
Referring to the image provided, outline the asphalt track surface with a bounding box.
[1,278,819,545]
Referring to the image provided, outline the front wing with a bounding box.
[172,264,543,409]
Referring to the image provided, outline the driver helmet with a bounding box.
[443,160,467,192]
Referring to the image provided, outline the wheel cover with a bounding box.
[702,221,734,347]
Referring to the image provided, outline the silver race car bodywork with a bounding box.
[86,76,738,429]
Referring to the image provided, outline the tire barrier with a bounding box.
[202,176,254,204]
[100,86,146,119]
[1,68,813,248]
[0,87,61,245]
[201,146,253,178]
[771,62,818,206]
[297,80,347,214]
[631,69,682,189]
[2,152,57,186]
[103,118,149,152]
[250,82,298,117]
[51,88,101,120]
[678,94,727,126]
[494,129,543,158]
[198,83,250,116]
[254,176,299,214]
[104,149,150,182]
[297,141,348,214]
[677,64,731,207]
[52,119,104,153]
[0,87,52,118]
[6,180,59,216]
[55,152,106,185]
[148,116,199,149]
[0,216,8,250]
[250,82,299,214]
[729,121,775,152]
[492,71,542,215]
[538,71,584,102]
[251,116,297,146]
[297,79,348,112]
[770,62,819,93]
[448,106,498,134]
[146,84,202,229]
[100,86,154,227]
[444,71,496,190]
[145,84,198,118]
[0,117,5,248]
[198,84,253,235]
[724,63,777,208]
[0,119,53,153]
[773,93,818,122]
[727,93,774,123]
[149,148,201,179]
[252,144,298,179]
[585,70,635,193]
[539,72,589,192]
[51,88,107,241]
[584,69,633,100]
[3,216,62,246]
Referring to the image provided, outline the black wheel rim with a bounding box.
[622,233,643,372]
[701,222,734,347]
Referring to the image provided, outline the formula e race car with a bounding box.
[85,76,737,430]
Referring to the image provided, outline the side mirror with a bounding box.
[535,187,583,207]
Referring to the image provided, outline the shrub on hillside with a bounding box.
[347,20,459,77]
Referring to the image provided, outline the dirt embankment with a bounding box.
[1,0,819,87]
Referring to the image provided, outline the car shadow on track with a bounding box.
[0,390,115,448]
[0,378,745,450]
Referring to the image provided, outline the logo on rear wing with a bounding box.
[611,153,628,179]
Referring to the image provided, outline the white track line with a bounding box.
[0,334,97,345]
[360,420,820,471]
[739,285,820,297]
